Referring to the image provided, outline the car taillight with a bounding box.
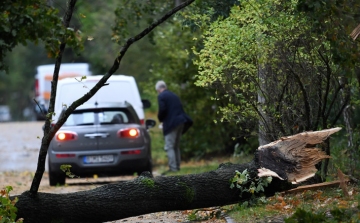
[117,128,140,138]
[56,154,76,158]
[56,131,78,141]
[121,150,141,155]
[140,119,144,125]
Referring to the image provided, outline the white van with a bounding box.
[34,63,92,120]
[53,75,150,124]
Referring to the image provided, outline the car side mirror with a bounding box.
[41,104,48,114]
[145,119,156,129]
[142,99,151,109]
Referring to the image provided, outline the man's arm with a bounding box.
[157,95,167,122]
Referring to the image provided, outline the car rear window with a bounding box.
[64,108,139,126]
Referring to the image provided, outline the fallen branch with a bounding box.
[281,180,350,195]
[14,128,341,223]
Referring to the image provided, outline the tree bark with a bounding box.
[14,128,341,223]
[30,0,77,196]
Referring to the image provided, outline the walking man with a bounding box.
[155,80,193,174]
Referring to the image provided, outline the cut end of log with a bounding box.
[256,127,341,184]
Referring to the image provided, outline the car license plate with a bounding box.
[83,155,114,164]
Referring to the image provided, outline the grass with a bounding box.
[146,111,360,222]
[161,158,360,223]
[146,111,167,167]
[150,147,360,222]
[158,156,360,222]
[225,185,360,222]
[156,155,253,176]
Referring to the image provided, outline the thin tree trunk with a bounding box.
[258,66,271,146]
[339,75,355,174]
[30,0,78,196]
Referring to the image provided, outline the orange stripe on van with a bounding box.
[45,73,85,81]
[43,92,51,100]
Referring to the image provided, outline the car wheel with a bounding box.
[49,171,66,186]
[137,158,152,175]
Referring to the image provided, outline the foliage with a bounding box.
[193,0,360,143]
[75,0,160,79]
[226,184,360,222]
[284,207,359,223]
[285,208,327,223]
[182,0,240,31]
[232,136,259,157]
[111,0,171,45]
[0,0,167,120]
[0,0,84,72]
[230,169,272,198]
[60,164,77,179]
[143,1,252,158]
[0,186,23,223]
[296,0,360,178]
[327,130,360,179]
[0,0,85,120]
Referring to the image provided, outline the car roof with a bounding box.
[76,101,133,110]
[58,75,135,84]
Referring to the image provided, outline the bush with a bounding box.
[0,186,23,223]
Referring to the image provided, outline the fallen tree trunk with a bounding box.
[14,128,341,223]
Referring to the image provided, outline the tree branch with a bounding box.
[29,0,195,197]
[30,0,77,196]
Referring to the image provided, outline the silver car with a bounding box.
[47,102,155,186]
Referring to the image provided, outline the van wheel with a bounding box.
[49,171,66,186]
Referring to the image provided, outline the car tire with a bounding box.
[49,171,66,186]
[137,158,152,175]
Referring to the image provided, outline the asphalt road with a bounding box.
[0,121,45,172]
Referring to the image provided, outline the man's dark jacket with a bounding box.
[157,89,193,136]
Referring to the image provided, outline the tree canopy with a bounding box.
[193,0,360,142]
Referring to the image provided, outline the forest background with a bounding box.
[1,0,360,180]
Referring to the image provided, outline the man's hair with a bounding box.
[155,80,167,91]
